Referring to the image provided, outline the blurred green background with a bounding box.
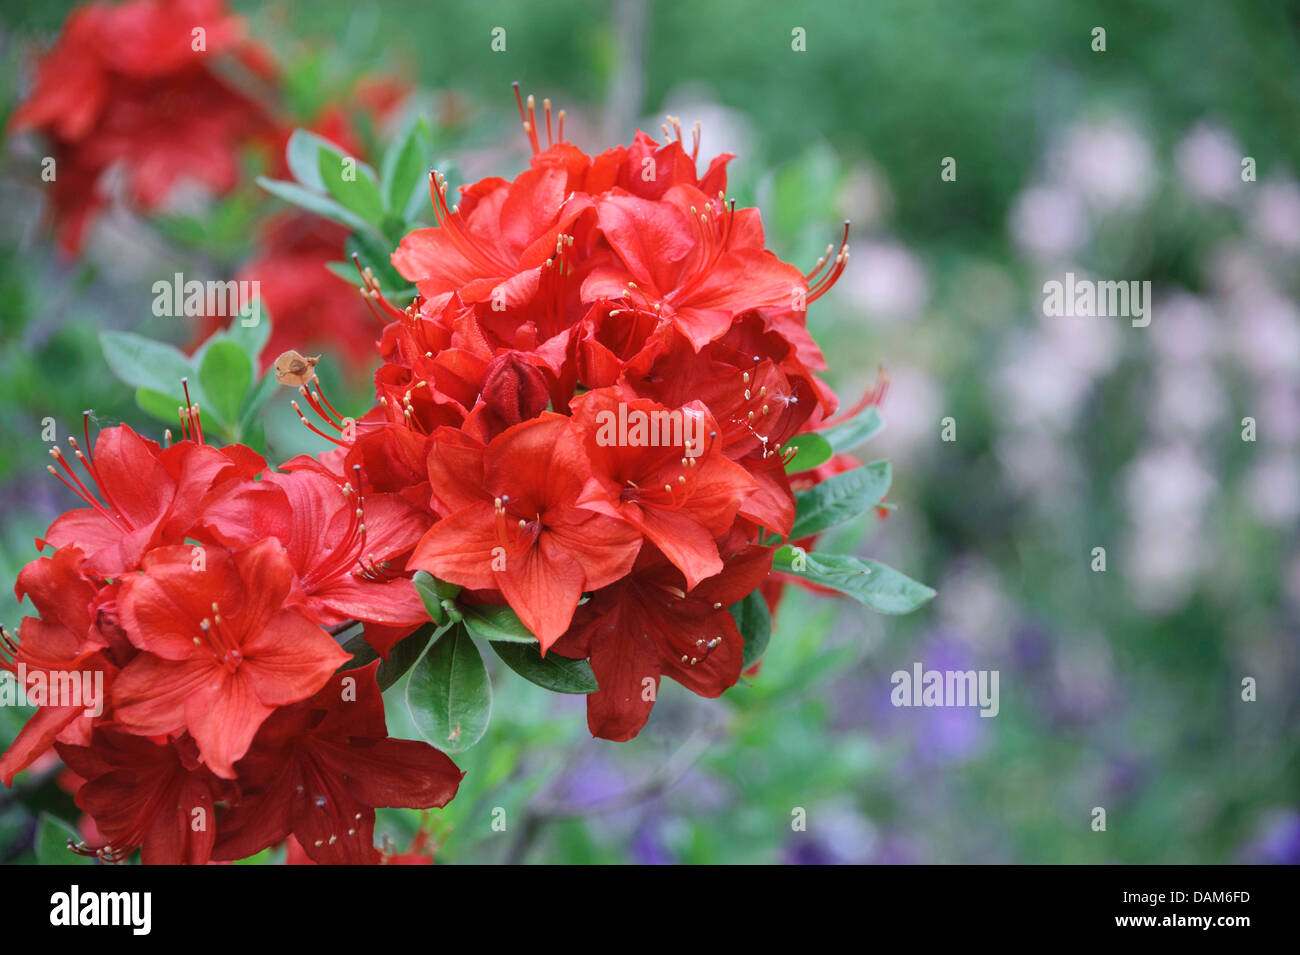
[1,0,1298,863]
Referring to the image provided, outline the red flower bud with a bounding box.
[481,352,550,427]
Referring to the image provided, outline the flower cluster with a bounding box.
[1,87,890,863]
[10,0,405,367]
[0,405,461,864]
[346,91,854,739]
[8,0,278,253]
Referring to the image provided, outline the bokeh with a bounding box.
[1,0,1297,864]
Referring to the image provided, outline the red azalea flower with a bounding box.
[410,413,642,650]
[555,544,773,741]
[40,418,266,577]
[56,729,225,865]
[198,467,429,630]
[581,184,807,349]
[113,539,349,778]
[391,165,593,312]
[213,663,462,866]
[571,388,758,589]
[0,546,116,786]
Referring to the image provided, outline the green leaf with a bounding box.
[377,623,438,691]
[257,177,375,234]
[413,571,455,624]
[226,303,271,361]
[198,340,253,428]
[286,128,350,192]
[381,117,432,216]
[238,371,280,429]
[406,624,492,753]
[819,405,884,452]
[489,641,598,694]
[346,230,408,294]
[461,604,536,644]
[783,432,833,472]
[773,546,934,614]
[729,590,772,668]
[136,386,184,425]
[36,813,93,865]
[100,330,193,398]
[788,460,891,540]
[318,150,386,226]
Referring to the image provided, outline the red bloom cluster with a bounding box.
[0,405,460,864]
[8,0,279,253]
[2,90,860,863]
[341,91,852,740]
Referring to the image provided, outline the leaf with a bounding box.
[226,304,271,361]
[100,330,194,398]
[376,623,438,691]
[238,371,280,429]
[326,260,418,301]
[783,432,833,472]
[406,624,493,753]
[381,117,432,216]
[819,405,884,452]
[774,545,934,614]
[461,604,536,644]
[729,590,772,669]
[136,386,184,425]
[412,571,453,624]
[346,230,408,294]
[489,641,598,694]
[198,339,253,428]
[257,177,375,234]
[318,150,386,226]
[788,460,891,540]
[286,128,351,192]
[36,813,93,865]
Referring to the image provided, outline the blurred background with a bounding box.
[1,0,1298,863]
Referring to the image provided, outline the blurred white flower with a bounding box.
[1123,519,1207,613]
[1008,185,1088,261]
[837,162,893,230]
[935,557,1014,652]
[1229,290,1300,379]
[1122,443,1216,524]
[1258,380,1300,447]
[875,365,942,460]
[1249,177,1300,252]
[995,431,1077,497]
[1175,122,1244,204]
[1151,363,1225,438]
[1149,291,1219,364]
[1245,454,1300,528]
[839,240,930,324]
[1051,118,1156,213]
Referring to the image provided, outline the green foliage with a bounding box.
[406,624,493,754]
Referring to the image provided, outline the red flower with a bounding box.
[197,467,429,631]
[391,165,593,313]
[581,185,807,349]
[410,413,642,649]
[56,729,225,865]
[571,388,758,589]
[0,545,115,786]
[8,0,277,253]
[213,664,462,866]
[41,420,266,577]
[113,539,349,778]
[555,544,773,741]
